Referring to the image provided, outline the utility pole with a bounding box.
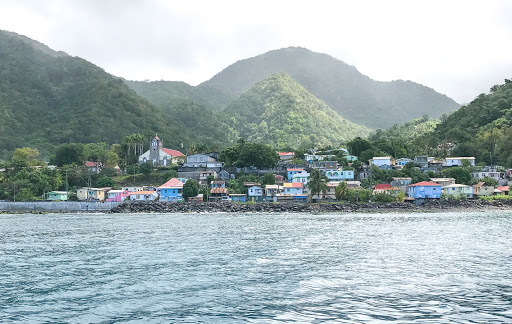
[13,183,16,202]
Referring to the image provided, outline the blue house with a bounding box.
[248,185,263,202]
[323,169,354,181]
[158,178,184,202]
[287,168,304,180]
[408,181,442,199]
[284,182,304,195]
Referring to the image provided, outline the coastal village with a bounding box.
[37,135,511,205]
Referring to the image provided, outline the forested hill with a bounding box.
[220,73,371,148]
[0,30,190,159]
[426,79,512,166]
[201,47,460,129]
[124,80,234,112]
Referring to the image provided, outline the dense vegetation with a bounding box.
[201,47,459,128]
[0,30,190,160]
[424,79,512,166]
[124,80,234,112]
[221,73,371,148]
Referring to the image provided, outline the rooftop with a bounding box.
[162,148,185,157]
[284,182,304,188]
[158,178,184,189]
[409,181,442,187]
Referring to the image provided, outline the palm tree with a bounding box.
[307,169,328,202]
[335,181,348,201]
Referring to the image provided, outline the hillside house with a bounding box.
[391,177,412,193]
[277,152,295,160]
[396,158,412,166]
[287,168,304,180]
[291,171,310,184]
[370,157,395,169]
[324,169,354,181]
[183,153,223,168]
[445,157,475,167]
[139,135,185,166]
[85,161,101,174]
[408,181,442,199]
[430,178,456,187]
[414,155,429,168]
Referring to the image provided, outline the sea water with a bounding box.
[1,212,511,323]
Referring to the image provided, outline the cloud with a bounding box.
[0,0,511,103]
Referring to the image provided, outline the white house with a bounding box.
[291,171,310,185]
[445,157,475,167]
[182,154,223,168]
[129,190,158,201]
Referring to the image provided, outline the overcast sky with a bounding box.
[1,0,511,103]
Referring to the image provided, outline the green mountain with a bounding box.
[0,30,191,159]
[124,80,234,112]
[426,79,512,166]
[371,116,441,143]
[220,73,371,148]
[201,47,460,129]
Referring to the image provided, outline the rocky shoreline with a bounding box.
[111,199,512,214]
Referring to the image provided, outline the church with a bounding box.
[138,135,185,166]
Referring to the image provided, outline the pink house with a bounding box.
[106,190,130,202]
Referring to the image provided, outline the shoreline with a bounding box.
[111,200,512,214]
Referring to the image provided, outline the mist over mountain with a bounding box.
[201,47,460,128]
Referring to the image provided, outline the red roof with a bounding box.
[85,161,97,167]
[409,181,441,187]
[497,186,509,191]
[278,152,294,156]
[162,148,185,157]
[375,183,393,190]
[287,168,304,172]
[155,135,160,140]
[158,178,183,189]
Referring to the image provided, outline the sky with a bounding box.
[1,0,512,104]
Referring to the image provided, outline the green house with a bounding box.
[47,191,68,201]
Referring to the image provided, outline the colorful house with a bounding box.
[158,178,184,202]
[287,168,304,180]
[130,191,158,201]
[229,194,247,202]
[47,191,68,201]
[496,186,509,196]
[408,181,442,199]
[323,169,354,181]
[211,180,226,189]
[396,158,412,166]
[442,184,474,198]
[284,182,304,195]
[291,171,310,185]
[373,183,396,195]
[277,152,295,160]
[248,185,263,202]
[473,182,494,197]
[77,188,105,201]
[85,161,100,174]
[106,190,130,202]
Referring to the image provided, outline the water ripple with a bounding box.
[0,212,512,322]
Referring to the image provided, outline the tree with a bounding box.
[139,162,153,177]
[442,167,472,185]
[53,143,85,166]
[307,169,328,202]
[262,173,276,186]
[12,147,41,170]
[220,140,280,169]
[97,176,115,188]
[481,176,498,187]
[347,137,373,158]
[335,181,348,201]
[183,179,199,200]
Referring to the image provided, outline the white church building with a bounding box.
[138,135,185,166]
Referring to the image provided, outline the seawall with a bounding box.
[0,201,123,212]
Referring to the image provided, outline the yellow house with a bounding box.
[77,188,106,201]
